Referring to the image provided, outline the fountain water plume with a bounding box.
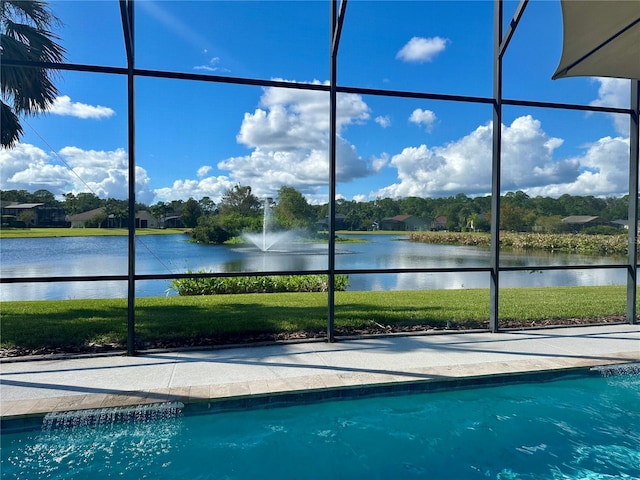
[243,198,295,252]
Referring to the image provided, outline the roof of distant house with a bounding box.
[382,215,413,222]
[561,215,600,223]
[1,202,45,210]
[66,207,106,221]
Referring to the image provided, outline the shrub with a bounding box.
[192,224,230,244]
[582,225,625,236]
[408,231,631,256]
[171,273,349,295]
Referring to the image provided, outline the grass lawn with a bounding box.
[336,230,408,236]
[0,286,631,355]
[0,228,188,238]
[0,228,368,244]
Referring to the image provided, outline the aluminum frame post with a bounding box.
[121,0,137,355]
[327,0,347,342]
[627,79,639,325]
[327,0,338,341]
[490,0,504,332]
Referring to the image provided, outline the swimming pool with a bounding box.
[1,367,639,479]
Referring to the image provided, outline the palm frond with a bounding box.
[1,100,22,147]
[1,1,58,30]
[0,0,65,148]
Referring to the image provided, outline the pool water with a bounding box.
[2,370,639,479]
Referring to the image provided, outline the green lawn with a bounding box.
[0,286,632,354]
[0,228,188,238]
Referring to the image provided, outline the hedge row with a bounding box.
[171,273,349,295]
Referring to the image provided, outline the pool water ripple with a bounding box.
[1,371,638,479]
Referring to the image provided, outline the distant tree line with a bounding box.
[1,187,632,239]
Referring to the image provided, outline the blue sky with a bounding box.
[1,0,634,206]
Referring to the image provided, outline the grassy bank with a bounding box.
[0,228,188,238]
[336,230,409,235]
[0,286,631,355]
[409,231,630,256]
[0,228,370,243]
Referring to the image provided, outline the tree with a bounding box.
[181,198,202,228]
[534,215,564,233]
[531,195,564,216]
[88,210,107,228]
[17,209,34,226]
[0,189,31,202]
[104,198,128,228]
[503,191,531,210]
[345,206,364,230]
[601,195,628,221]
[445,202,465,231]
[218,185,261,217]
[400,196,430,218]
[1,0,66,148]
[192,219,230,244]
[62,192,101,215]
[500,204,530,232]
[32,188,55,204]
[274,186,314,230]
[167,200,185,214]
[198,196,216,215]
[149,201,172,223]
[376,197,400,218]
[74,192,101,213]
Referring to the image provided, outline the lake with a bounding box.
[0,234,627,301]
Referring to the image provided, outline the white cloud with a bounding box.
[396,36,448,63]
[48,96,115,119]
[590,78,630,108]
[197,165,212,178]
[526,136,630,197]
[375,115,391,128]
[237,80,369,150]
[373,115,584,199]
[214,80,376,198]
[590,77,632,135]
[148,80,376,204]
[371,153,389,172]
[0,143,154,204]
[409,109,437,132]
[92,79,340,203]
[153,175,235,203]
[194,56,230,73]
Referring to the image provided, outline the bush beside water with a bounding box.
[171,273,349,296]
[408,231,630,256]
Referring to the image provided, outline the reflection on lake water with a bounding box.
[0,234,627,300]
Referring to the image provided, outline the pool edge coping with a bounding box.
[2,352,639,433]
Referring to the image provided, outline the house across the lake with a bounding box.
[432,215,448,231]
[67,208,160,228]
[379,215,430,231]
[136,210,159,229]
[1,202,68,227]
[159,214,185,229]
[315,213,347,231]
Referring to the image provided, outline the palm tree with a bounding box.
[1,0,65,148]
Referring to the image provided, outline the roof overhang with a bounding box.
[553,0,640,80]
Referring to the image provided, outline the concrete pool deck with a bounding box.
[1,324,639,422]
